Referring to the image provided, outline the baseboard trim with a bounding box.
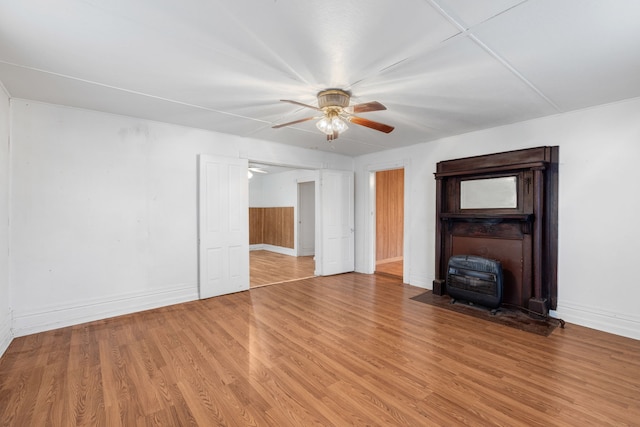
[0,311,13,358]
[260,245,296,257]
[12,283,198,337]
[250,244,297,257]
[408,274,430,289]
[552,301,640,341]
[376,256,403,265]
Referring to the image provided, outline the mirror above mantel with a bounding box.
[460,176,518,210]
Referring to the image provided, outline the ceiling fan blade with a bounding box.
[344,101,387,114]
[348,116,395,134]
[272,116,317,129]
[280,99,322,111]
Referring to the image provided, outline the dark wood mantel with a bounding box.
[433,146,558,314]
[439,213,534,221]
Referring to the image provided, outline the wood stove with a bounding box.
[446,255,503,309]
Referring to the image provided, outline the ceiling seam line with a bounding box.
[475,0,530,27]
[426,0,470,33]
[426,0,561,111]
[467,35,563,112]
[0,60,271,123]
[350,0,470,88]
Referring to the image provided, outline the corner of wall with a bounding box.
[0,309,12,358]
[0,80,12,359]
[260,244,296,257]
[407,274,431,289]
[0,79,10,99]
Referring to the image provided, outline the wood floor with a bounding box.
[1,273,639,426]
[375,258,403,278]
[250,250,315,288]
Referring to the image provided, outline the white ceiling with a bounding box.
[1,0,639,157]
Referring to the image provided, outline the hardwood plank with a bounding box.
[281,207,294,249]
[2,273,640,426]
[375,258,403,278]
[250,250,315,288]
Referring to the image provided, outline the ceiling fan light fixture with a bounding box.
[331,116,348,133]
[316,115,347,136]
[317,89,350,109]
[275,88,394,140]
[316,117,331,134]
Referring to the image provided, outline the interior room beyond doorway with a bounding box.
[248,165,317,288]
[375,168,404,279]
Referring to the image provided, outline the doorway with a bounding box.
[374,168,404,279]
[248,168,354,286]
[249,178,316,288]
[247,166,317,288]
[297,181,315,257]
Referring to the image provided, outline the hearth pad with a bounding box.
[410,291,560,336]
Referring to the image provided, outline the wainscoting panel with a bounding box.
[249,208,264,244]
[249,207,294,249]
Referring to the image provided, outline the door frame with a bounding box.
[246,161,354,277]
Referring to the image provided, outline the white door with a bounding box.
[318,170,354,275]
[198,154,249,299]
[297,181,315,257]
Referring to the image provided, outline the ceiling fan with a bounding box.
[248,164,268,174]
[247,163,268,179]
[272,89,395,141]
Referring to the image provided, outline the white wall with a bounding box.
[0,85,11,356]
[248,174,265,206]
[9,100,352,336]
[250,169,318,208]
[354,97,640,340]
[6,95,640,342]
